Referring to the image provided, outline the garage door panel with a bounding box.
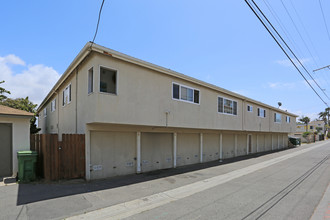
[0,123,12,177]
[90,131,136,180]
[177,133,199,166]
[237,135,246,156]
[223,134,235,158]
[203,134,219,162]
[141,133,173,173]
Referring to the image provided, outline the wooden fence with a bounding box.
[30,134,85,181]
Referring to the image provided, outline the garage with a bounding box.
[0,105,32,178]
[141,132,173,173]
[90,131,136,179]
[177,133,200,167]
[0,123,12,177]
[203,133,219,162]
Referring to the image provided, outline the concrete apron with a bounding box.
[67,141,329,220]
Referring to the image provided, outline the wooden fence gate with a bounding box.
[30,134,85,181]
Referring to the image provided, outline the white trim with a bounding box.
[99,65,118,95]
[88,66,94,95]
[200,133,203,163]
[136,132,141,174]
[217,96,238,116]
[171,82,200,105]
[173,133,177,168]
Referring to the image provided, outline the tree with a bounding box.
[0,80,10,101]
[318,107,330,134]
[1,97,41,134]
[299,116,310,132]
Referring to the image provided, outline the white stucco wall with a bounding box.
[0,116,31,176]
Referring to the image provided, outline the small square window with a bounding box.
[100,67,117,94]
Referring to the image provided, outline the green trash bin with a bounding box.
[289,137,301,146]
[17,151,38,182]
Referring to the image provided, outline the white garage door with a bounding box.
[90,131,136,180]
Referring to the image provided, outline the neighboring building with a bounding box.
[295,120,325,134]
[0,105,33,177]
[37,42,297,180]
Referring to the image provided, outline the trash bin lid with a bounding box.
[17,151,38,156]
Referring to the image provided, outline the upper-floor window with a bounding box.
[218,97,237,115]
[63,84,71,106]
[286,116,290,123]
[247,105,253,112]
[43,108,47,118]
[51,99,56,112]
[100,66,117,94]
[257,108,266,118]
[310,126,313,129]
[88,67,94,94]
[274,113,282,123]
[172,83,199,104]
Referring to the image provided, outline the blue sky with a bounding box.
[1,0,330,120]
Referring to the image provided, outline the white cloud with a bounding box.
[275,58,311,67]
[267,82,296,89]
[0,54,60,106]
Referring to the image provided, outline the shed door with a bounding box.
[0,123,12,177]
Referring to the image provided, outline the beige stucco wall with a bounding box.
[0,116,31,176]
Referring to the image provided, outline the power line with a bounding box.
[91,0,105,48]
[319,0,330,41]
[244,0,328,107]
[252,0,330,101]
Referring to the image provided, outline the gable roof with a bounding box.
[0,105,34,117]
[37,42,298,117]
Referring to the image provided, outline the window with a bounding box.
[247,105,253,112]
[218,97,237,115]
[172,83,200,104]
[100,67,116,94]
[286,116,290,123]
[43,108,47,118]
[88,67,93,94]
[310,126,313,129]
[62,84,71,106]
[274,113,282,123]
[51,99,56,112]
[257,108,266,118]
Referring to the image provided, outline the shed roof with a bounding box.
[0,105,34,117]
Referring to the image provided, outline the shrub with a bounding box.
[303,131,312,138]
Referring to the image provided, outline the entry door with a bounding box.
[248,135,252,154]
[0,123,12,177]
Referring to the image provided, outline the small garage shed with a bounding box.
[0,105,33,177]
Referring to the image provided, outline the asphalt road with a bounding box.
[1,141,329,220]
[125,142,330,220]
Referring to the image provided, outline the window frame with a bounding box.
[43,108,47,118]
[217,96,238,116]
[286,116,290,123]
[247,105,253,112]
[51,99,56,112]
[172,82,200,105]
[257,107,266,118]
[99,65,118,95]
[274,112,282,123]
[88,67,94,95]
[62,83,72,107]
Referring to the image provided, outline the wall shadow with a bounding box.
[16,147,294,205]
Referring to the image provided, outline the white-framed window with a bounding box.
[88,67,94,94]
[172,83,200,104]
[274,113,282,123]
[257,107,266,118]
[100,66,117,94]
[247,105,253,112]
[43,108,47,118]
[218,97,237,115]
[286,116,290,123]
[62,84,71,106]
[51,99,56,112]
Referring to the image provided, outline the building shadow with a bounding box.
[16,147,293,205]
